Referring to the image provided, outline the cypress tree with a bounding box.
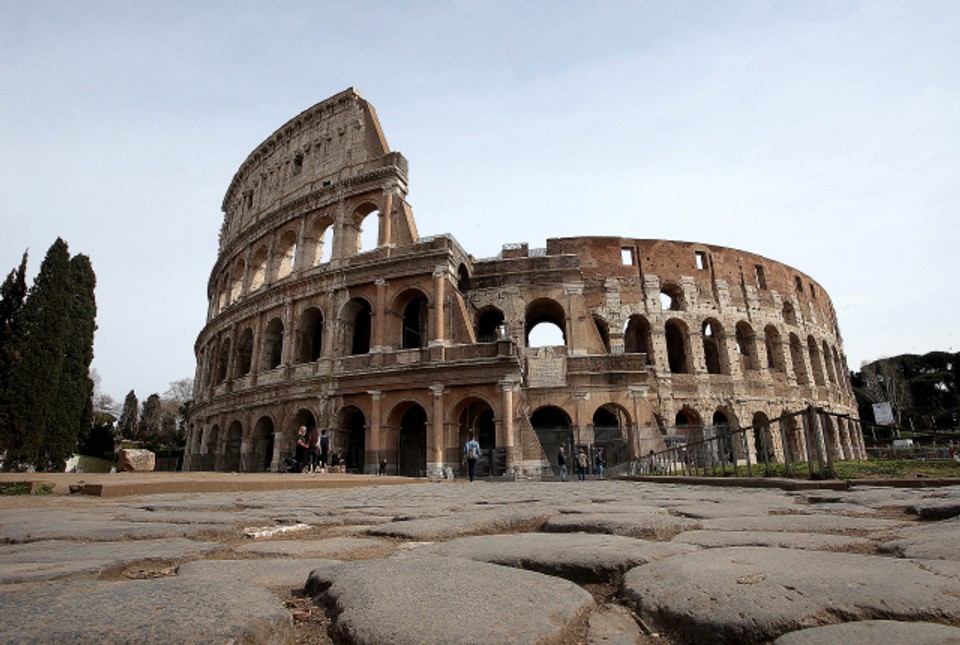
[117,390,139,440]
[42,254,97,470]
[0,251,29,462]
[139,393,163,444]
[1,239,72,470]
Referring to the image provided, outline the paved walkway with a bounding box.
[1,473,959,644]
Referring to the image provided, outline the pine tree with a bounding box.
[117,390,139,440]
[0,240,72,470]
[42,254,97,470]
[0,251,29,462]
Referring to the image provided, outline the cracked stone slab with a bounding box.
[0,537,224,584]
[877,518,960,560]
[305,553,594,645]
[0,576,293,644]
[0,508,228,543]
[236,535,391,558]
[178,557,336,589]
[701,514,907,534]
[772,620,960,645]
[544,512,700,540]
[417,532,696,583]
[622,546,960,645]
[367,508,552,540]
[672,530,872,552]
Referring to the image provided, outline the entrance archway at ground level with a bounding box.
[456,399,497,477]
[223,421,242,472]
[251,416,275,472]
[592,404,630,468]
[751,412,776,464]
[530,406,573,477]
[337,406,366,473]
[397,404,427,477]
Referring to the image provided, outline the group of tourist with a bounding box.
[556,445,605,482]
[293,426,340,473]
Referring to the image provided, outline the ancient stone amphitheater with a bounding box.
[184,88,862,477]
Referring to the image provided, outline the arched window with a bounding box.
[822,340,837,384]
[236,328,254,376]
[702,319,726,374]
[229,260,244,304]
[216,338,231,383]
[249,246,268,291]
[401,294,428,349]
[764,325,785,372]
[735,321,758,371]
[305,218,332,267]
[275,230,298,280]
[457,264,471,292]
[358,210,380,253]
[341,299,372,355]
[297,307,324,362]
[525,298,566,347]
[476,307,505,343]
[659,282,684,311]
[624,315,653,364]
[807,335,825,385]
[262,318,284,370]
[782,301,798,325]
[593,315,611,353]
[665,319,690,374]
[789,333,808,384]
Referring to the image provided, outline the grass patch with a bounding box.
[1,482,54,495]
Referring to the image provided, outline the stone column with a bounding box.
[373,278,387,351]
[270,431,284,472]
[431,266,446,346]
[281,300,294,367]
[428,384,446,479]
[573,391,590,449]
[499,380,516,468]
[378,187,395,247]
[367,390,383,473]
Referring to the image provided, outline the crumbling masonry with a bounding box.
[184,88,863,477]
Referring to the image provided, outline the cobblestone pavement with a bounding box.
[1,476,960,644]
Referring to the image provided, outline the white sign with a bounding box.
[872,401,895,426]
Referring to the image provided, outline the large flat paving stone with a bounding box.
[622,546,960,645]
[0,508,228,543]
[179,557,336,589]
[672,530,873,552]
[0,576,293,644]
[877,518,960,560]
[701,514,907,534]
[367,508,552,540]
[772,620,960,645]
[418,532,696,583]
[0,537,223,583]
[236,535,392,558]
[305,553,594,645]
[544,512,700,540]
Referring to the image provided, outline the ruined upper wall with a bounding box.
[218,88,406,249]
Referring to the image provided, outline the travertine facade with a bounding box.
[184,88,862,477]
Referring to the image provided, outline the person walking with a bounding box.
[557,446,568,482]
[576,448,588,481]
[319,429,330,473]
[294,426,308,473]
[306,426,319,473]
[464,435,481,482]
[594,447,605,479]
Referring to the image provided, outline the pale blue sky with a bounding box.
[1,1,957,401]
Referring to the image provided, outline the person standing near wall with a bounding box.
[594,447,605,479]
[576,448,588,481]
[305,427,319,473]
[557,446,567,482]
[464,435,481,482]
[294,427,308,473]
[319,429,330,473]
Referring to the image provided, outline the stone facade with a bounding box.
[184,88,862,478]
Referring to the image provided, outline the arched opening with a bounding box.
[782,414,804,462]
[216,339,231,383]
[735,321,758,371]
[306,218,333,267]
[702,319,726,375]
[229,260,244,304]
[525,298,566,347]
[249,246,268,291]
[297,307,324,362]
[358,209,380,254]
[674,407,703,447]
[203,425,220,471]
[593,404,630,467]
[399,291,428,350]
[783,301,798,325]
[236,328,253,376]
[457,264,471,293]
[337,406,366,473]
[764,325,785,372]
[789,333,809,384]
[251,416,274,472]
[275,230,298,280]
[665,319,690,374]
[593,315,611,353]
[712,409,736,464]
[530,406,573,477]
[262,317,284,370]
[807,335,825,385]
[457,399,497,477]
[624,315,653,363]
[752,412,775,463]
[476,306,505,343]
[223,421,242,472]
[822,340,837,384]
[397,404,427,477]
[659,282,684,311]
[341,299,372,355]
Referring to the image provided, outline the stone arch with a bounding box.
[228,258,245,304]
[455,398,497,477]
[783,301,798,325]
[340,298,372,355]
[350,201,380,255]
[530,405,573,475]
[701,318,728,375]
[250,416,275,472]
[336,406,366,472]
[593,315,611,353]
[392,288,429,350]
[674,406,702,443]
[659,281,684,311]
[789,333,809,384]
[712,407,740,462]
[665,318,691,374]
[236,327,254,377]
[735,321,759,372]
[525,298,566,347]
[304,214,334,267]
[457,263,471,292]
[752,411,777,463]
[290,408,317,444]
[275,229,298,280]
[249,245,268,291]
[297,306,324,363]
[764,324,786,372]
[388,401,428,477]
[822,339,837,384]
[203,424,220,471]
[476,306,505,343]
[624,315,654,363]
[223,420,243,472]
[781,413,804,462]
[807,335,826,386]
[592,403,631,467]
[262,317,284,370]
[216,338,231,384]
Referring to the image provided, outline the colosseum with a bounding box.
[183,88,863,478]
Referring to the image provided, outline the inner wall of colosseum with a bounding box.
[183,88,862,478]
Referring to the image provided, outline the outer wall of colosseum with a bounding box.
[184,88,863,478]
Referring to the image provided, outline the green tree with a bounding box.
[138,393,162,444]
[117,390,139,440]
[0,239,73,470]
[0,251,29,461]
